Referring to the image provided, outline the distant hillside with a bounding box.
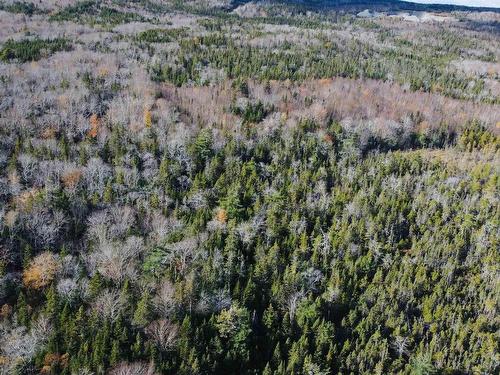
[231,0,500,12]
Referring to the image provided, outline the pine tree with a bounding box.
[133,293,150,327]
[16,292,29,327]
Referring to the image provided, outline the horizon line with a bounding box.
[402,0,500,9]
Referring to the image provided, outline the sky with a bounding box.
[404,0,500,7]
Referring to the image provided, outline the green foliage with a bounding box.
[190,129,214,171]
[143,247,168,276]
[0,1,42,15]
[4,121,498,375]
[458,121,499,152]
[411,353,436,375]
[216,304,252,367]
[1,2,498,375]
[135,28,188,44]
[133,293,151,327]
[231,101,273,124]
[50,1,144,26]
[0,38,71,63]
[146,19,497,102]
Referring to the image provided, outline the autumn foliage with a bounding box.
[23,252,60,290]
[144,107,152,128]
[216,208,228,224]
[0,2,498,375]
[41,352,69,374]
[61,169,82,189]
[88,113,100,138]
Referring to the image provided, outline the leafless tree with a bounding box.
[289,217,307,237]
[164,236,202,275]
[109,361,157,375]
[301,268,324,293]
[206,218,227,233]
[7,171,21,197]
[141,152,159,182]
[60,254,80,278]
[145,319,179,352]
[196,289,231,314]
[87,210,110,244]
[87,206,136,243]
[18,154,38,185]
[392,336,410,357]
[153,279,176,318]
[24,208,66,248]
[88,236,143,283]
[92,290,125,322]
[183,190,208,211]
[286,290,306,321]
[57,278,81,301]
[122,167,141,191]
[318,230,331,258]
[148,212,183,243]
[0,315,51,373]
[84,158,112,197]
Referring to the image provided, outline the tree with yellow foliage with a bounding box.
[23,252,60,290]
[216,208,228,224]
[144,107,152,128]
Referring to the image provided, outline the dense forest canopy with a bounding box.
[0,0,499,374]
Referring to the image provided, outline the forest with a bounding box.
[0,0,498,374]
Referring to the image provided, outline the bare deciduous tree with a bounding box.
[0,315,52,372]
[109,361,157,375]
[87,236,143,283]
[153,279,176,318]
[92,290,125,322]
[145,319,179,352]
[148,212,183,243]
[84,158,112,197]
[87,205,136,243]
[286,290,305,321]
[196,289,231,315]
[392,336,410,357]
[24,208,66,248]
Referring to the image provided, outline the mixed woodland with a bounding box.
[0,0,499,374]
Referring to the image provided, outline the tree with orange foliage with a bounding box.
[23,252,60,290]
[61,169,82,190]
[41,352,69,374]
[88,114,100,138]
[216,208,228,224]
